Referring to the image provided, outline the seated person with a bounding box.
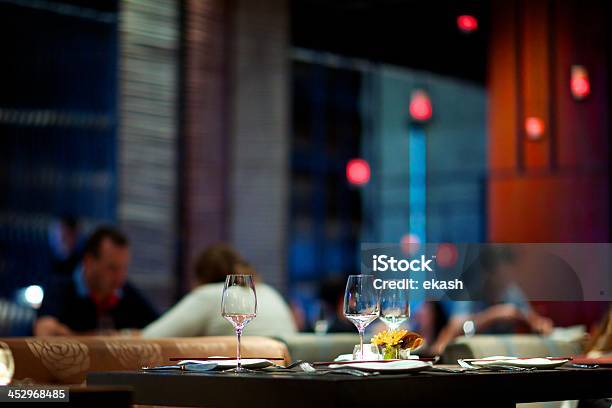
[586,305,612,358]
[34,226,158,336]
[142,243,297,337]
[430,247,553,354]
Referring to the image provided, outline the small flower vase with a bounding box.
[378,345,411,360]
[380,345,400,360]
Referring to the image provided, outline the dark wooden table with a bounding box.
[88,367,612,407]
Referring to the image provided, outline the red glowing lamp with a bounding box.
[570,65,590,100]
[457,15,478,33]
[409,90,433,123]
[346,158,370,186]
[436,243,459,268]
[525,117,545,141]
[400,234,421,255]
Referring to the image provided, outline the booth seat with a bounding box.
[0,336,290,385]
[274,333,359,362]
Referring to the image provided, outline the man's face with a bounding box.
[84,239,130,296]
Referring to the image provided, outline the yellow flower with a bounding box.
[371,329,424,350]
[371,329,407,347]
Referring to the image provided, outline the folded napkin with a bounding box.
[178,358,274,370]
[143,358,275,372]
[334,354,354,362]
[142,362,218,372]
[461,356,569,369]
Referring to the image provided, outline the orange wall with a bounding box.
[488,0,610,242]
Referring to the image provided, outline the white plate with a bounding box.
[328,360,432,373]
[178,359,274,369]
[467,357,569,369]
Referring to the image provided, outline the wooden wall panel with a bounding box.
[488,0,610,242]
[522,0,550,169]
[489,174,609,242]
[488,1,517,171]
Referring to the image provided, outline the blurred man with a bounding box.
[34,226,158,336]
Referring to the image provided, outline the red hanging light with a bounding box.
[525,117,545,141]
[346,158,370,186]
[400,234,421,255]
[570,65,590,100]
[457,15,478,33]
[409,90,433,123]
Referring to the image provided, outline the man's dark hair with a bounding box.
[84,226,129,258]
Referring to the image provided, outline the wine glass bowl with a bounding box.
[222,274,257,372]
[380,285,410,331]
[343,275,380,360]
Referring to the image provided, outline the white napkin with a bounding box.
[463,356,569,368]
[334,354,354,362]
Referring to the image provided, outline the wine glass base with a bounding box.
[223,367,257,374]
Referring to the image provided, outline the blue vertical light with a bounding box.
[408,125,426,243]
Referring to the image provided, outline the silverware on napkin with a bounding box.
[142,362,218,372]
[457,359,535,372]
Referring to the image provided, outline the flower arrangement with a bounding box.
[371,330,424,360]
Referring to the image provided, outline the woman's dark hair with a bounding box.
[194,243,256,284]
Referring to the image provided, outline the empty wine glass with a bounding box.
[380,285,410,331]
[221,274,257,372]
[343,275,380,360]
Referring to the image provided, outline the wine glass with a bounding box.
[380,285,410,331]
[221,274,257,372]
[343,275,380,360]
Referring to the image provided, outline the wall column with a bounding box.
[229,0,290,290]
[180,0,231,292]
[118,0,179,307]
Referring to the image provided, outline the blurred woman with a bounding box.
[142,243,297,337]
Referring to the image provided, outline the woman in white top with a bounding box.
[142,244,297,338]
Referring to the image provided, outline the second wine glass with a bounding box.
[380,285,410,331]
[343,275,380,360]
[221,274,257,372]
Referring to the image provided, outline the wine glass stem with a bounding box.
[358,328,365,360]
[236,328,243,371]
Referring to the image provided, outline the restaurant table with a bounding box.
[88,366,612,407]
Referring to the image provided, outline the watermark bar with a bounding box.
[0,386,69,402]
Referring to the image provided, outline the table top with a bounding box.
[88,366,612,408]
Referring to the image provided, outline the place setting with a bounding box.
[143,274,441,377]
[315,274,434,375]
[143,274,280,374]
[140,274,583,378]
